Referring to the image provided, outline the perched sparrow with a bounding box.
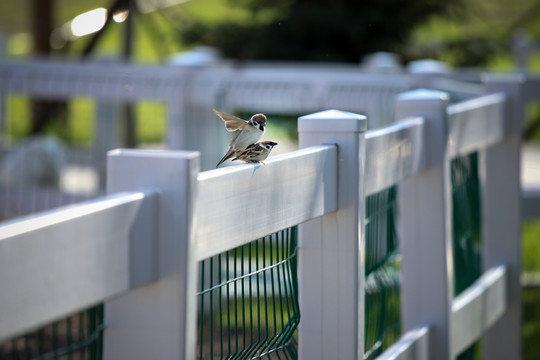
[213,109,267,168]
[232,141,278,164]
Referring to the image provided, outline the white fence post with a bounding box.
[480,75,524,360]
[297,109,367,360]
[165,94,185,151]
[396,89,453,360]
[95,101,121,187]
[103,149,200,360]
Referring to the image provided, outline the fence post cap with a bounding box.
[298,109,367,133]
[395,89,450,167]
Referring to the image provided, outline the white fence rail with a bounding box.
[0,59,412,178]
[0,190,157,342]
[451,265,507,357]
[446,92,506,157]
[0,73,526,360]
[376,327,429,360]
[197,145,337,260]
[365,117,425,195]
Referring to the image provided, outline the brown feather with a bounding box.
[232,141,277,163]
[213,109,249,132]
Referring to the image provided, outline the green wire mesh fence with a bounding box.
[0,153,482,360]
[0,304,104,360]
[364,186,401,360]
[197,227,299,360]
[451,152,483,360]
[452,152,483,296]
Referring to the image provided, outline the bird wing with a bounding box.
[213,109,249,132]
[233,146,263,161]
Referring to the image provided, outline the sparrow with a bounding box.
[232,141,278,164]
[213,109,267,168]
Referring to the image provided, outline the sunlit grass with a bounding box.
[4,95,31,142]
[3,96,167,147]
[136,101,166,144]
[522,219,540,360]
[523,220,540,272]
[68,98,95,146]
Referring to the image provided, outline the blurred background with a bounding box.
[0,0,540,359]
[1,0,539,66]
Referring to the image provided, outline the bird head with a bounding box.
[260,141,278,150]
[250,114,267,132]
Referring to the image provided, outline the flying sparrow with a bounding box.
[232,141,278,164]
[213,109,267,168]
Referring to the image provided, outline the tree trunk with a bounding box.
[31,0,67,136]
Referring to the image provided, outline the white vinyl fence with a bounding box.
[0,59,412,220]
[0,59,411,173]
[0,74,526,359]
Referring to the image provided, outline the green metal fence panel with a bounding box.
[452,152,483,296]
[0,304,104,360]
[364,186,401,360]
[197,227,299,359]
[451,152,482,360]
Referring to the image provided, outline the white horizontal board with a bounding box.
[186,66,410,129]
[451,265,507,357]
[196,145,337,260]
[0,60,187,102]
[0,189,89,219]
[447,93,506,157]
[375,327,429,360]
[430,77,484,98]
[0,191,157,341]
[365,117,426,195]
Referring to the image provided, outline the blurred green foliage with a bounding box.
[524,102,540,142]
[523,220,540,272]
[1,0,539,69]
[522,220,540,360]
[179,0,459,62]
[407,0,540,68]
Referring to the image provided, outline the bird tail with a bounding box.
[216,149,235,168]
